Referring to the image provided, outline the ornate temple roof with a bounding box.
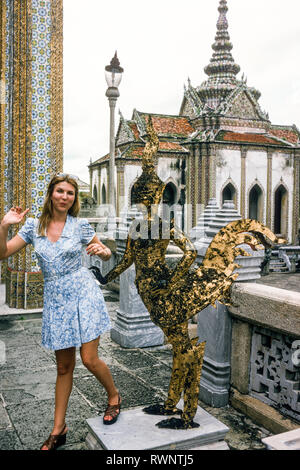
[131,110,195,139]
[215,130,296,147]
[268,126,300,145]
[90,115,190,167]
[180,0,265,120]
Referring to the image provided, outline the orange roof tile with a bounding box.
[268,128,299,145]
[159,141,188,152]
[123,142,188,159]
[140,113,194,137]
[218,131,288,146]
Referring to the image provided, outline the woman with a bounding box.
[0,174,121,450]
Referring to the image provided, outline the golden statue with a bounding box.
[92,117,285,429]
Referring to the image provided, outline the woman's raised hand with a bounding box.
[86,242,111,261]
[1,207,30,226]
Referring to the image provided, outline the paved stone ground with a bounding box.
[0,285,276,451]
[257,271,300,293]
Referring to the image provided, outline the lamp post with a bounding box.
[105,52,124,217]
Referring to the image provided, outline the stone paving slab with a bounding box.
[0,430,24,450]
[73,366,163,412]
[262,428,300,450]
[257,272,300,293]
[5,391,94,450]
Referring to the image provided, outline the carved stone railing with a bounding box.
[278,246,300,272]
[228,283,300,423]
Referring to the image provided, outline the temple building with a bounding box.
[89,0,300,243]
[0,0,63,308]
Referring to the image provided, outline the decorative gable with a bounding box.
[226,91,261,119]
[115,118,136,146]
[180,97,197,119]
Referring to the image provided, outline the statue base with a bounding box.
[85,400,229,450]
[110,263,164,348]
[111,308,164,349]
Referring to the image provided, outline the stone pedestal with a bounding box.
[85,400,229,450]
[111,263,164,348]
[198,302,231,407]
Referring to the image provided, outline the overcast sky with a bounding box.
[63,0,300,183]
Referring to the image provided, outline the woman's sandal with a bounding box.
[103,394,121,425]
[40,424,68,450]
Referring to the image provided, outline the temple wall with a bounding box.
[272,152,293,241]
[216,149,241,208]
[215,147,294,242]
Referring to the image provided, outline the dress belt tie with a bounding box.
[43,265,82,281]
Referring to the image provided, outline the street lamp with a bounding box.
[105,52,124,215]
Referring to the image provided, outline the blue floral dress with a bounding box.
[18,215,111,351]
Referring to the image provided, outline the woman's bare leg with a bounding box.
[41,346,76,449]
[80,336,119,422]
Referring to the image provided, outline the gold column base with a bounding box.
[5,268,44,309]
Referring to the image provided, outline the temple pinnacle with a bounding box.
[197,0,240,108]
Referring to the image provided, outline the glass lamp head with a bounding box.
[105,51,124,88]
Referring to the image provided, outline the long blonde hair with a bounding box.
[38,174,80,236]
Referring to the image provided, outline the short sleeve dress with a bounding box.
[18,215,111,351]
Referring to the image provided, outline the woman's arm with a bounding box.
[0,207,29,260]
[105,234,134,283]
[86,235,112,261]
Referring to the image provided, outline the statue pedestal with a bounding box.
[110,264,164,348]
[197,302,231,407]
[85,400,229,450]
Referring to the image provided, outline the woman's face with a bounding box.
[51,181,76,214]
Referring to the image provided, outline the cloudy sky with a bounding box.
[63,0,300,183]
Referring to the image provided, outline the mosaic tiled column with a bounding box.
[191,145,196,226]
[97,168,101,205]
[240,148,247,218]
[200,146,206,206]
[266,150,273,229]
[116,163,125,217]
[292,151,300,244]
[209,145,216,201]
[0,0,63,308]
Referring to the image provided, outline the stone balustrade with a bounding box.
[278,246,300,272]
[228,282,300,428]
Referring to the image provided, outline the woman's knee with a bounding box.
[56,359,75,376]
[81,354,99,371]
[55,347,76,376]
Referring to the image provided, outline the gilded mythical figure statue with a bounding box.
[91,117,285,429]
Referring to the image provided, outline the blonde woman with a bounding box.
[0,174,121,450]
